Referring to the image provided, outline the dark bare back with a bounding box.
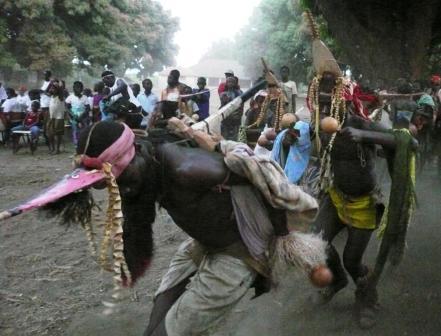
[156,143,246,248]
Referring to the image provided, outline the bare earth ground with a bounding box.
[1,141,441,336]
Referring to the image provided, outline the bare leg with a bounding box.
[55,135,62,154]
[312,195,348,303]
[48,134,55,153]
[342,226,372,282]
[342,226,378,329]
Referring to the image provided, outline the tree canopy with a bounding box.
[235,0,337,84]
[234,0,441,87]
[0,0,178,78]
[303,0,441,85]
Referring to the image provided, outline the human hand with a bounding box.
[340,127,363,142]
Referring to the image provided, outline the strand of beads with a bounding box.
[318,77,347,191]
[248,95,270,129]
[274,94,282,131]
[308,76,321,152]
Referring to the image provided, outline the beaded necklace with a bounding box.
[309,76,347,191]
[248,91,285,131]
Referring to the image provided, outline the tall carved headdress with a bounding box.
[304,10,341,77]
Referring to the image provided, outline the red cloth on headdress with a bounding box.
[306,80,372,120]
[350,84,378,119]
[431,75,441,85]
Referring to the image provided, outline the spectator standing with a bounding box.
[218,70,235,96]
[220,76,243,140]
[137,78,158,129]
[192,77,210,120]
[280,65,297,113]
[92,81,105,122]
[0,82,7,104]
[245,90,267,127]
[161,69,186,102]
[130,83,141,97]
[47,80,65,154]
[66,81,90,147]
[40,70,52,146]
[180,86,199,118]
[83,88,94,109]
[17,86,32,112]
[99,87,112,121]
[40,70,52,112]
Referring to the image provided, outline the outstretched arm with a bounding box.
[340,126,418,150]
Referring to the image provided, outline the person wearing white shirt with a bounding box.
[47,79,66,154]
[0,82,7,103]
[138,78,158,128]
[40,70,52,110]
[280,65,298,114]
[16,86,32,112]
[1,88,20,143]
[65,81,91,147]
[1,88,19,114]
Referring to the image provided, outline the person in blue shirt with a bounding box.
[192,77,210,120]
[138,79,158,129]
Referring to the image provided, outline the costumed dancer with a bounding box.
[304,10,417,329]
[0,82,331,336]
[245,60,289,158]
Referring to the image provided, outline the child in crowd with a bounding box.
[180,86,199,118]
[92,81,105,122]
[66,81,90,147]
[47,80,65,154]
[11,100,41,153]
[99,87,112,121]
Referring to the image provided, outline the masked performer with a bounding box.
[304,11,417,329]
[0,84,331,336]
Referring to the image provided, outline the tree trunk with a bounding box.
[315,0,440,86]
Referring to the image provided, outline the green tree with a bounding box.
[0,0,178,79]
[236,0,321,83]
[304,0,441,85]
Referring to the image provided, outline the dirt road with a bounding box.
[1,143,440,336]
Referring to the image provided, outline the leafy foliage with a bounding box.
[0,0,178,77]
[236,0,441,86]
[304,0,441,84]
[235,0,338,84]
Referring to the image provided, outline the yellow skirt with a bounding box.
[328,187,377,230]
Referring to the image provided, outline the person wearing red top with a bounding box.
[217,69,235,96]
[11,100,41,153]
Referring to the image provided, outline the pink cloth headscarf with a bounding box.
[97,123,135,178]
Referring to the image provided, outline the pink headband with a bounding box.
[96,123,135,178]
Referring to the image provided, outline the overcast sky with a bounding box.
[159,0,261,68]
